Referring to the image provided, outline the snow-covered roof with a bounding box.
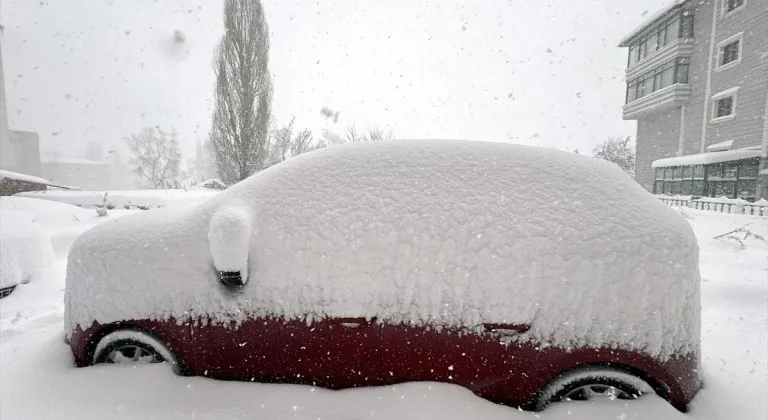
[0,169,51,185]
[41,156,108,166]
[652,148,763,168]
[706,140,733,151]
[619,0,688,47]
[65,140,700,360]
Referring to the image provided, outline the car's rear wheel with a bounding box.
[534,366,651,410]
[92,329,181,373]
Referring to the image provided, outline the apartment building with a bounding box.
[620,0,768,201]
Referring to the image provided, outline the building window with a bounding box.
[723,0,745,15]
[737,180,756,199]
[654,161,757,200]
[723,163,739,179]
[710,181,736,198]
[715,97,733,118]
[681,10,694,38]
[625,58,688,104]
[722,41,739,64]
[666,17,680,40]
[693,165,705,179]
[682,180,693,195]
[675,57,690,83]
[629,45,639,66]
[738,161,759,179]
[716,32,744,71]
[625,10,692,67]
[692,180,705,196]
[711,87,738,122]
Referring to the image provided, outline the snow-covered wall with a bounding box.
[65,140,701,361]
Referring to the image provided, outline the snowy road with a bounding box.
[1,208,766,420]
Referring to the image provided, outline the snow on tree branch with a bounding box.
[592,136,636,177]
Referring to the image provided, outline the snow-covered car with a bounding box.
[64,140,701,411]
[0,208,56,297]
[192,178,226,190]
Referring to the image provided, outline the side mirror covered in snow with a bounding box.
[208,204,253,287]
[218,270,245,287]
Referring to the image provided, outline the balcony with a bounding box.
[626,39,693,81]
[623,83,690,120]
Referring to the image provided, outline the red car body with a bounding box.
[69,316,699,411]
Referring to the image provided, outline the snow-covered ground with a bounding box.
[0,205,765,420]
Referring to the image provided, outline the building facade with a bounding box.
[620,0,768,201]
[0,6,42,177]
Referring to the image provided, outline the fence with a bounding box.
[657,195,768,216]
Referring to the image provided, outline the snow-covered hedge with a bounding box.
[65,140,700,361]
[0,210,56,289]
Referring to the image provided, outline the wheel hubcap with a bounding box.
[564,384,634,401]
[106,345,162,364]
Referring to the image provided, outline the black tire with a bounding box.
[534,367,649,411]
[93,338,167,364]
[91,329,183,374]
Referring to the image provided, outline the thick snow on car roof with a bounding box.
[64,140,700,360]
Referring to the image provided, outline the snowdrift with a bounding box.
[0,210,56,289]
[65,140,701,360]
[0,196,93,228]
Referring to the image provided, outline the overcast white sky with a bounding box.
[2,0,672,161]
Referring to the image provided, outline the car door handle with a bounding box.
[483,323,531,334]
[333,317,376,328]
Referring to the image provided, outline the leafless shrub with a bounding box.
[714,224,768,249]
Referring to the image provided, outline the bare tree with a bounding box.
[593,136,635,177]
[343,125,394,143]
[318,124,394,145]
[209,0,272,185]
[267,117,313,166]
[125,126,182,189]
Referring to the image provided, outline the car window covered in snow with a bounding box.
[2,1,768,420]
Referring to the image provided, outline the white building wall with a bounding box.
[0,38,16,170]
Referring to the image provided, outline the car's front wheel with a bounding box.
[92,330,181,373]
[534,366,652,410]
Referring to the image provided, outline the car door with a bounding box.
[199,314,382,388]
[379,322,539,403]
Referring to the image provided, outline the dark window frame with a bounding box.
[724,0,745,13]
[722,40,739,65]
[715,96,734,118]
